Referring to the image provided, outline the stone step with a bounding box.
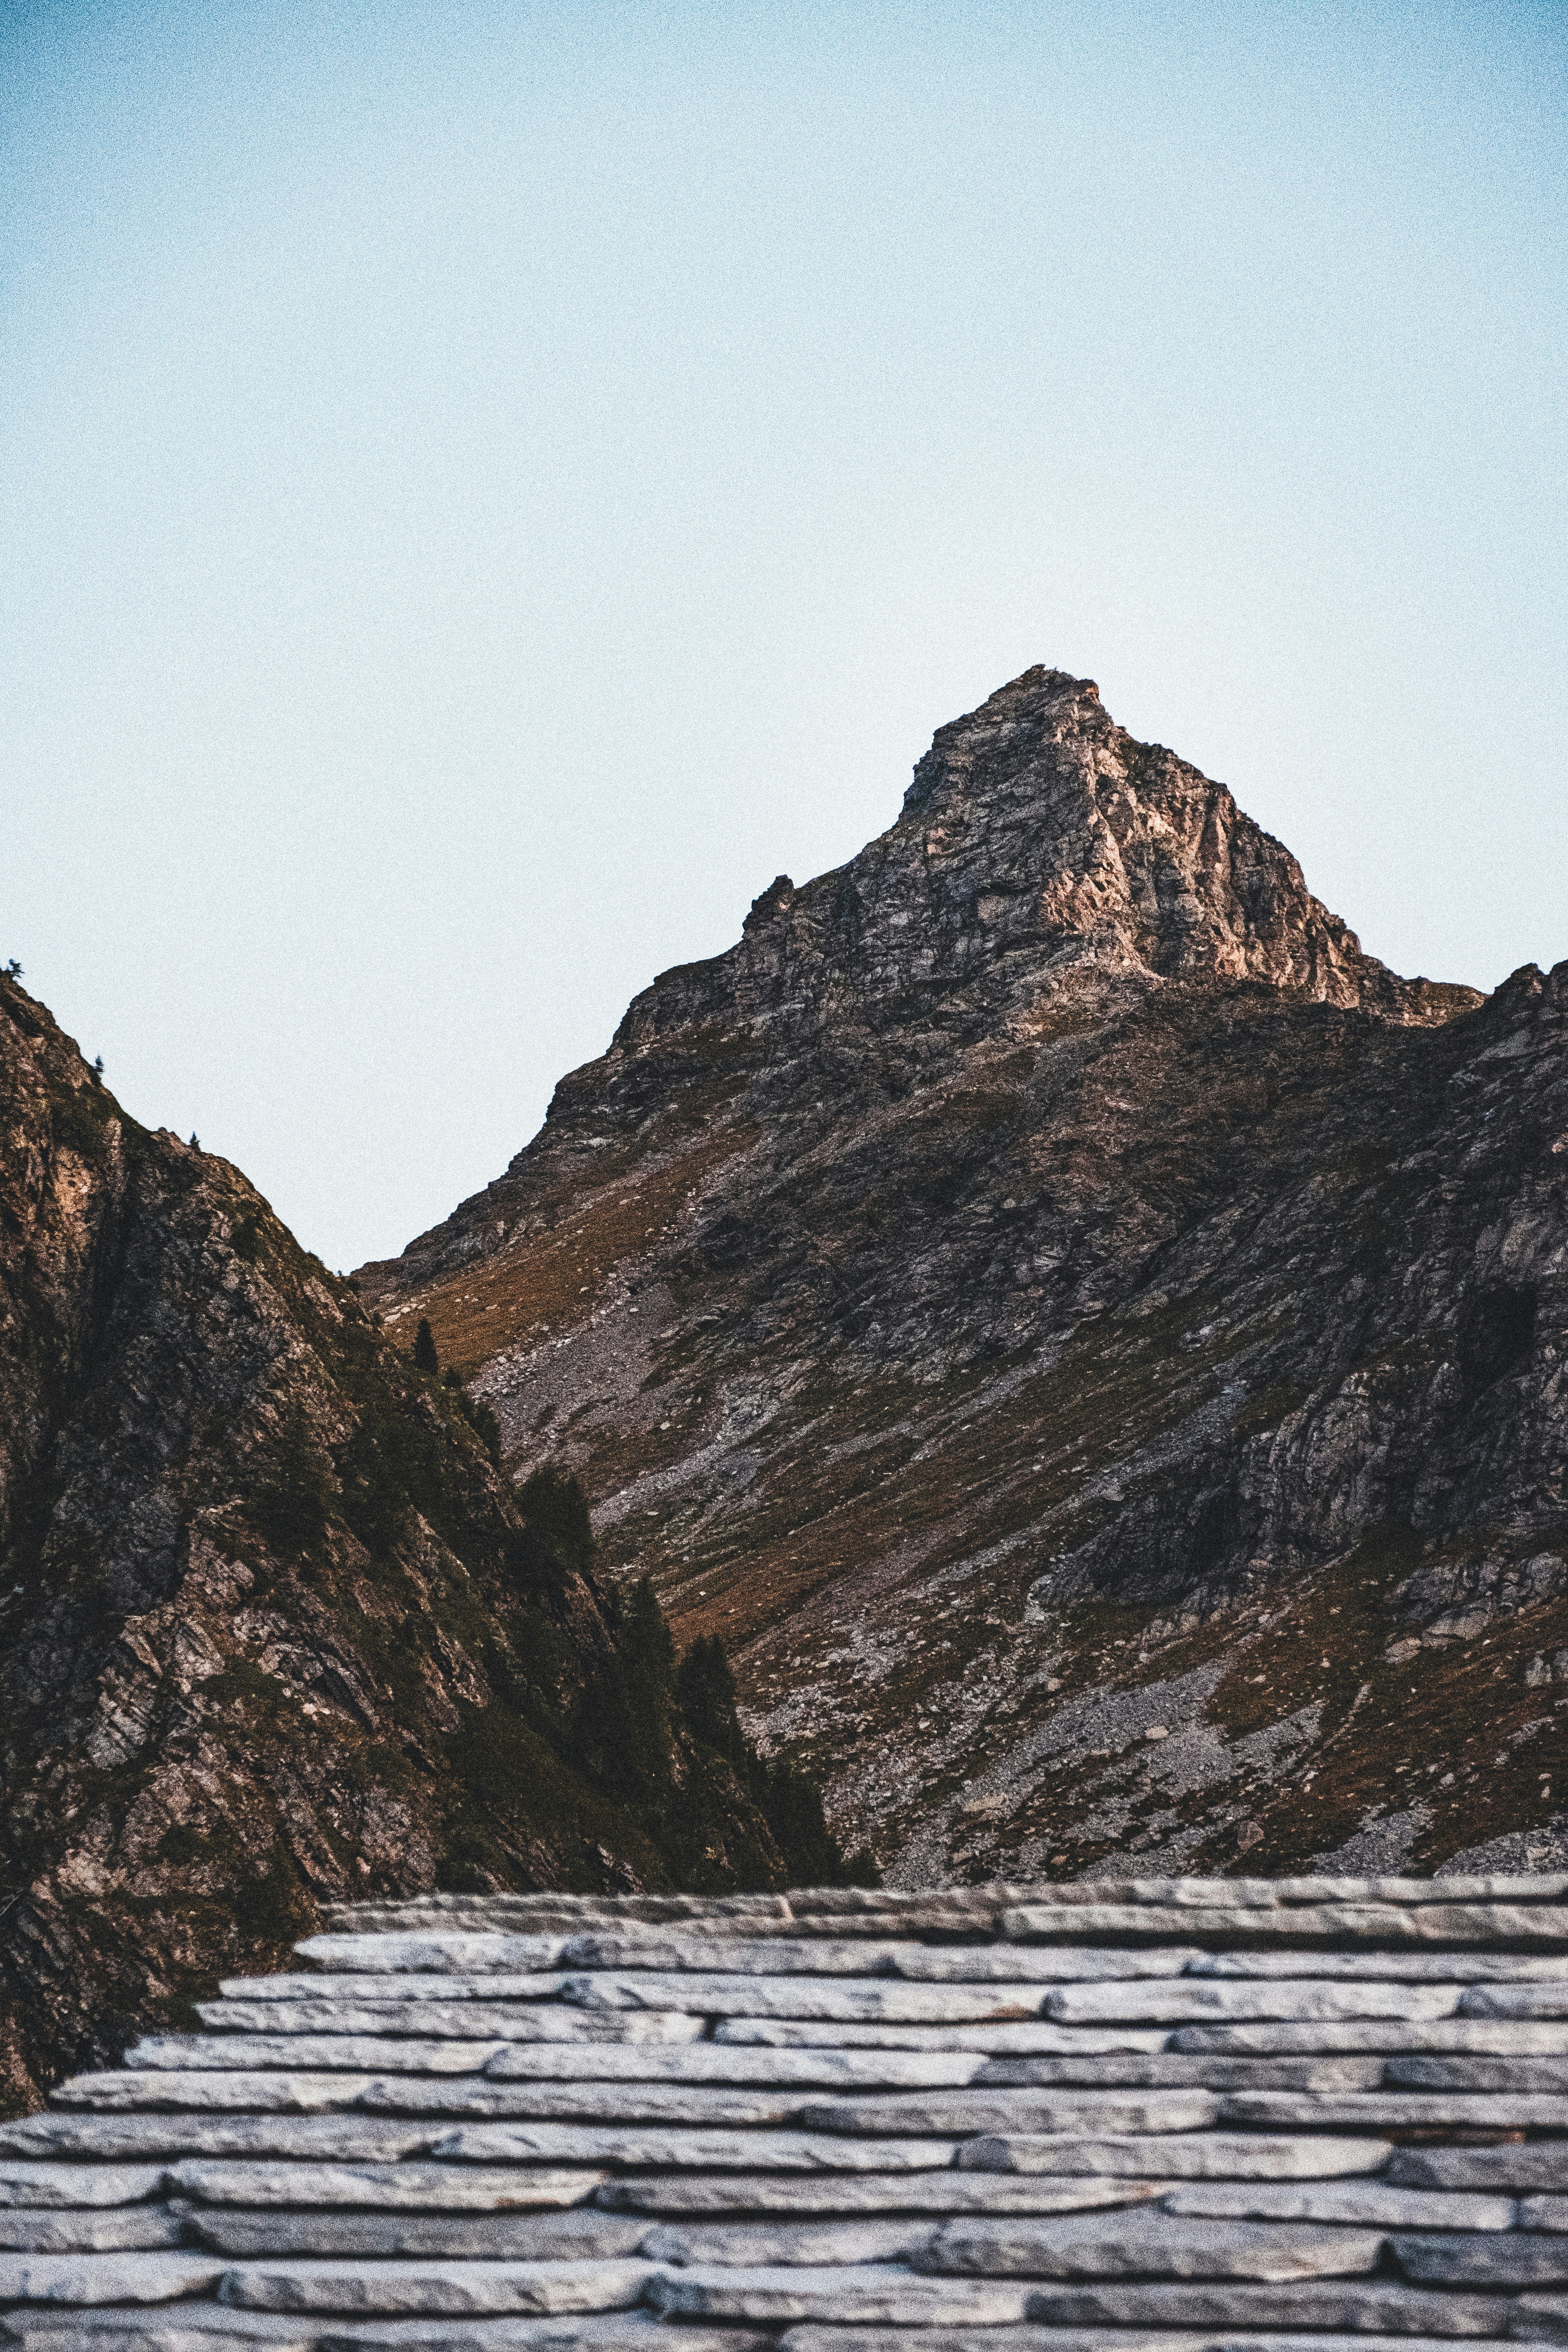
[638,2221,932,2267]
[216,1982,575,2005]
[0,2213,187,2253]
[973,2057,1385,2091]
[1020,2279,1508,2331]
[1160,2184,1516,2231]
[0,2250,225,2304]
[292,1940,572,1978]
[914,2214,1385,2280]
[168,2165,606,2212]
[1171,2022,1568,2053]
[594,2173,1168,2216]
[1221,2089,1568,2126]
[1047,1985,1461,2025]
[1393,2233,1568,2285]
[52,2076,377,2116]
[1388,2058,1568,2090]
[1390,2150,1568,2192]
[127,2042,501,2078]
[186,2215,651,2261]
[218,2258,656,2316]
[1193,1954,1568,1982]
[791,2092,1221,2136]
[1005,1905,1568,1944]
[712,2018,1169,2054]
[560,1976,1049,2023]
[197,2007,705,2046]
[0,2165,170,2210]
[644,2260,1037,2324]
[957,2133,1392,2179]
[0,2121,434,2164]
[426,2125,955,2171]
[548,1940,1199,1984]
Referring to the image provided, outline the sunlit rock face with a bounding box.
[359,667,1568,1886]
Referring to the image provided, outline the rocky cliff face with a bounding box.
[361,666,1568,1887]
[0,976,804,2112]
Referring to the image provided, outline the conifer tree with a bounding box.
[412,1317,439,1374]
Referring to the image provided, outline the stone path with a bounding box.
[9,1878,1568,2349]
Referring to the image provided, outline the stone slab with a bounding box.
[644,2261,1036,2323]
[52,2074,378,2115]
[637,2221,933,2266]
[0,2211,187,2252]
[1020,2280,1506,2332]
[561,1975,1048,2022]
[958,2133,1392,2178]
[0,2120,432,2163]
[169,2165,608,2210]
[356,2083,818,2128]
[1523,2201,1568,2233]
[187,2216,652,2260]
[1223,2090,1568,2126]
[1172,2023,1568,2054]
[218,2258,654,2315]
[216,1981,575,2005]
[428,2126,955,2170]
[1047,1984,1461,2024]
[594,2173,1167,2216]
[1006,1905,1568,1943]
[792,2091,1220,2135]
[975,2057,1385,2091]
[128,2040,502,2077]
[550,1940,1200,1983]
[1393,2234,1568,2285]
[1389,2058,1568,2090]
[482,2046,987,2088]
[0,2166,170,2210]
[780,2333,1504,2352]
[916,2215,1384,2279]
[1499,2298,1568,2343]
[1194,1954,1568,1982]
[711,2020,1170,2054]
[0,2250,224,2303]
[1390,2150,1568,2192]
[1462,1988,1568,2018]
[293,1939,572,1977]
[1013,1878,1568,1907]
[1162,2184,1516,2230]
[200,2005,705,2047]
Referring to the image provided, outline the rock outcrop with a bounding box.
[358,668,1568,1883]
[0,976,810,2114]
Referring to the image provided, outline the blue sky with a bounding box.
[5,0,1564,1270]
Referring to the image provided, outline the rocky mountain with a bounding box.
[361,665,1568,1887]
[0,974,842,2113]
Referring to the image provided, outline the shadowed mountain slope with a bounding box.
[358,668,1568,1886]
[0,974,837,2113]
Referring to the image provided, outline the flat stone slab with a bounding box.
[169,2164,608,2210]
[644,2261,1036,2323]
[52,2074,378,2114]
[1046,1984,1461,2024]
[1020,2279,1506,2332]
[127,2038,502,2077]
[793,2092,1220,2136]
[1388,2057,1568,2089]
[293,1938,573,1976]
[552,1940,1200,1984]
[482,2047,986,2088]
[1223,2089,1568,2127]
[918,2216,1384,2280]
[595,2174,1168,2216]
[975,2057,1385,2091]
[1522,2200,1568,2233]
[1171,2021,1568,2053]
[712,2019,1169,2054]
[780,2334,1510,2352]
[0,2165,169,2210]
[1013,1877,1568,1906]
[215,1979,577,2004]
[1193,1953,1568,1981]
[0,2119,432,2163]
[428,2126,956,2170]
[1391,2148,1568,2192]
[356,2083,819,2128]
[561,1976,1049,2022]
[0,2212,187,2252]
[1162,2184,1516,2231]
[1393,2234,1568,2285]
[200,2005,706,2047]
[958,2133,1392,2178]
[1005,1904,1568,1943]
[1461,1987,1568,2018]
[637,2221,933,2267]
[186,2215,652,2260]
[218,2258,655,2315]
[0,2251,225,2304]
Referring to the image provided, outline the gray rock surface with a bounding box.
[917,2215,1384,2279]
[644,2263,1035,2323]
[217,2259,655,2316]
[166,2165,607,2211]
[1020,2279,1505,2331]
[958,2132,1392,2178]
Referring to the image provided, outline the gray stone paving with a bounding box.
[9,1877,1568,2350]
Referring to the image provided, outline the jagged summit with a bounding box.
[610,667,1465,1056]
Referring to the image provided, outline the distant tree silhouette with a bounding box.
[413,1318,439,1374]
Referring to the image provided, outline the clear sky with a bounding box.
[5,0,1564,1274]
